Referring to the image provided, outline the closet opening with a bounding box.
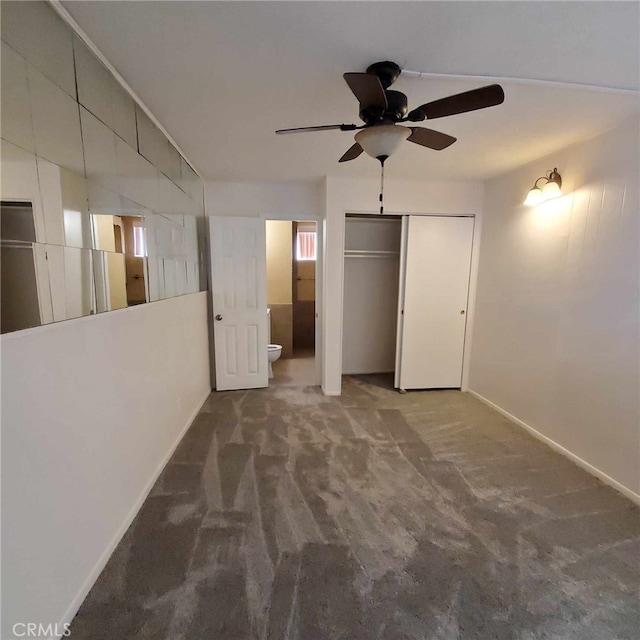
[265,219,317,386]
[342,213,402,388]
[342,212,476,391]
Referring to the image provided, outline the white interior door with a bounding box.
[210,216,268,391]
[396,215,474,390]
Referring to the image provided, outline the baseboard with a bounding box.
[321,385,341,396]
[467,389,640,506]
[53,388,211,640]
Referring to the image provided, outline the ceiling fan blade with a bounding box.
[339,142,364,163]
[407,127,457,150]
[408,84,505,121]
[276,124,358,134]
[343,73,388,110]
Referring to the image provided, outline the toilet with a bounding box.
[267,344,282,378]
[267,308,282,378]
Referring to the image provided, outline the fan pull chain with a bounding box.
[379,156,387,215]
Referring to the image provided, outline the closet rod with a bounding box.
[344,249,399,254]
[344,255,399,259]
[344,250,400,259]
[1,241,36,249]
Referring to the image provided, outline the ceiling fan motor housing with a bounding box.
[360,90,408,124]
[366,61,402,88]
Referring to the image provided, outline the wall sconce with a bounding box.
[524,168,563,206]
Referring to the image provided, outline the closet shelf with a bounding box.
[344,249,400,258]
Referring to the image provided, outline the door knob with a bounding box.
[215,314,223,321]
[460,310,466,315]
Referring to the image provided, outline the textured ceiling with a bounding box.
[62,1,639,182]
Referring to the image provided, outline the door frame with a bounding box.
[261,212,323,386]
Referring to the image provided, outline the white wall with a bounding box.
[205,180,324,218]
[1,292,211,637]
[265,220,293,304]
[469,115,640,499]
[324,176,485,394]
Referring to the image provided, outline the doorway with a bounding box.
[92,214,148,309]
[265,219,317,386]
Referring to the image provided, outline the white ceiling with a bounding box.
[62,1,639,183]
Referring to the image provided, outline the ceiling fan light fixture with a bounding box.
[355,124,410,161]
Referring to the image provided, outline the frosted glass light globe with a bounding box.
[355,125,410,159]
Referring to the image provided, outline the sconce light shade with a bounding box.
[542,168,562,198]
[524,167,563,205]
[355,124,410,160]
[541,180,561,197]
[524,186,544,206]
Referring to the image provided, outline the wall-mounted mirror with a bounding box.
[91,213,148,310]
[1,202,43,333]
[1,6,206,337]
[0,240,94,333]
[2,199,203,334]
[1,201,37,243]
[1,239,43,333]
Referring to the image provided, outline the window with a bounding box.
[133,225,146,257]
[296,230,316,261]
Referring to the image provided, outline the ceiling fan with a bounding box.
[276,61,504,165]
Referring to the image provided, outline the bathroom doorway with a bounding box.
[265,219,317,386]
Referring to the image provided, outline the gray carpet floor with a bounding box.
[71,375,640,639]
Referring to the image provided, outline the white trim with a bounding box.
[260,210,323,223]
[467,389,640,506]
[460,212,482,391]
[321,207,346,396]
[47,0,203,180]
[51,388,211,639]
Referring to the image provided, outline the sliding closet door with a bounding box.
[396,215,474,390]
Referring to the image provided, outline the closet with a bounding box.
[342,215,402,374]
[342,213,475,390]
